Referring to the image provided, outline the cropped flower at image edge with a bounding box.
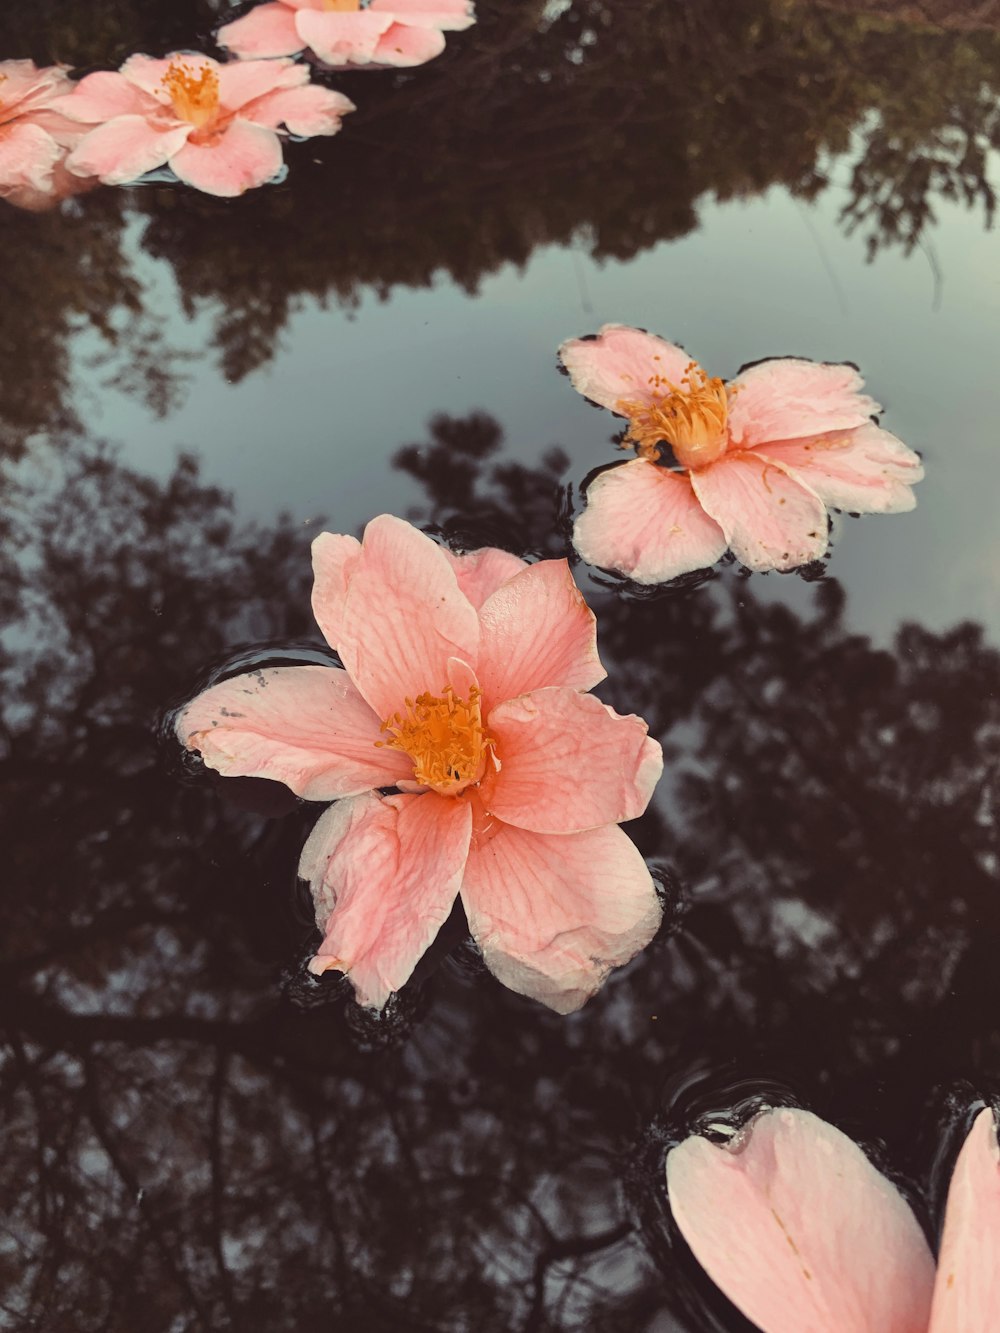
[177,515,664,1013]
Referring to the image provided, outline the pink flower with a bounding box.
[667,1104,1000,1331]
[0,60,96,210]
[176,515,663,1013]
[54,53,354,198]
[217,0,475,70]
[560,324,924,582]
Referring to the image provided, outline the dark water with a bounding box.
[3,2,1000,1329]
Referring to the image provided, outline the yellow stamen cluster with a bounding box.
[322,0,362,10]
[162,60,220,128]
[377,685,491,796]
[617,361,731,469]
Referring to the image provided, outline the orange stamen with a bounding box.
[321,0,362,10]
[376,685,492,796]
[617,361,731,469]
[162,59,220,129]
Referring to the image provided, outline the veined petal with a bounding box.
[666,1107,936,1333]
[690,452,829,571]
[302,790,471,1010]
[311,531,362,651]
[442,546,528,611]
[928,1107,1000,1332]
[372,22,447,65]
[242,84,355,136]
[369,0,476,30]
[176,664,412,799]
[461,819,661,1013]
[217,4,307,59]
[295,10,394,65]
[558,324,694,414]
[755,422,924,515]
[727,358,880,449]
[48,70,154,123]
[169,121,283,198]
[65,116,190,185]
[482,687,661,834]
[573,458,728,584]
[0,59,72,111]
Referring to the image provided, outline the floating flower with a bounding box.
[560,324,924,582]
[667,1104,1000,1331]
[217,0,475,70]
[0,60,96,210]
[53,53,354,198]
[176,515,663,1013]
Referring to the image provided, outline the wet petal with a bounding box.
[461,819,661,1013]
[558,323,694,414]
[216,58,306,113]
[928,1107,1000,1332]
[217,3,307,59]
[311,531,362,651]
[48,70,153,123]
[301,790,471,1010]
[0,59,72,110]
[0,122,59,192]
[482,687,662,834]
[295,10,394,65]
[176,664,412,799]
[373,22,447,65]
[476,559,605,710]
[65,116,190,185]
[666,1107,936,1333]
[727,358,880,449]
[690,452,829,571]
[369,0,476,29]
[756,422,924,515]
[442,546,528,611]
[169,121,283,198]
[573,458,727,583]
[243,84,355,136]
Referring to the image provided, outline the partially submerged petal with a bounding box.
[311,531,362,651]
[302,790,472,1010]
[755,422,924,515]
[242,83,355,136]
[0,122,60,193]
[690,452,829,571]
[176,664,412,799]
[461,818,661,1013]
[372,22,447,65]
[295,10,394,65]
[482,687,662,834]
[558,324,694,414]
[169,120,284,197]
[666,1107,936,1333]
[727,358,880,449]
[217,2,307,59]
[442,546,528,611]
[928,1107,1000,1332]
[65,115,190,184]
[573,458,728,584]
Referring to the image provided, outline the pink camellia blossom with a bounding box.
[0,60,96,210]
[666,1104,1000,1331]
[217,0,475,70]
[176,515,663,1013]
[560,324,924,582]
[53,52,354,198]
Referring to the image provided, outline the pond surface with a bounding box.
[2,2,1000,1329]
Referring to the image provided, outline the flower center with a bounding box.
[377,686,491,796]
[321,0,362,10]
[162,60,220,129]
[617,362,730,469]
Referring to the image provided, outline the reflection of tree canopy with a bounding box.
[3,417,1000,1328]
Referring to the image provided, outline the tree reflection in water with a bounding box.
[0,418,996,1330]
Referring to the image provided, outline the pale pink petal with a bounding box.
[118,54,192,102]
[558,324,694,414]
[0,123,60,192]
[0,60,72,113]
[65,116,190,184]
[481,687,661,834]
[311,531,362,652]
[242,84,355,136]
[48,70,154,123]
[573,458,728,584]
[295,10,394,65]
[177,664,412,799]
[928,1107,1000,1332]
[216,3,307,58]
[216,58,306,112]
[727,358,880,449]
[301,790,471,1009]
[442,546,528,611]
[690,452,829,571]
[169,120,283,197]
[369,0,476,29]
[666,1107,936,1333]
[2,157,98,211]
[372,22,447,65]
[461,818,661,1013]
[336,515,480,720]
[476,559,605,710]
[755,421,924,515]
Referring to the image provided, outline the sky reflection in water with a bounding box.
[2,1,1000,1329]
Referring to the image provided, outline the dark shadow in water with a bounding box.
[1,417,999,1329]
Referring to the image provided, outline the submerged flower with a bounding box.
[667,1104,1000,1331]
[217,0,475,69]
[177,515,663,1013]
[0,60,95,210]
[560,324,924,582]
[53,53,354,197]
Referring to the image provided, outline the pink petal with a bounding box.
[755,421,924,515]
[369,0,476,29]
[690,452,829,571]
[0,122,60,193]
[243,84,355,136]
[336,515,480,721]
[558,324,694,414]
[311,531,362,651]
[301,790,471,1009]
[666,1107,936,1333]
[48,70,153,124]
[481,687,662,834]
[442,546,528,611]
[2,157,98,211]
[169,120,283,197]
[475,559,605,711]
[295,10,394,65]
[727,358,880,449]
[0,60,73,113]
[216,58,306,113]
[372,22,447,65]
[177,664,412,799]
[117,54,191,101]
[928,1108,1000,1331]
[461,818,661,1013]
[65,116,190,184]
[216,3,307,58]
[573,458,728,584]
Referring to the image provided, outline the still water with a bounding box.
[2,1,1000,1329]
